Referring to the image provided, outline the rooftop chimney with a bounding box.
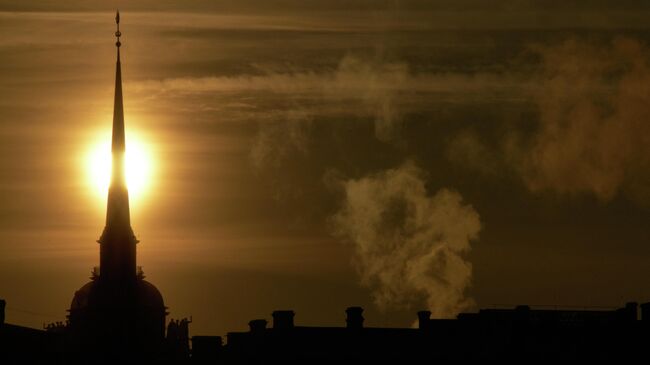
[272,310,295,330]
[515,305,531,321]
[0,299,5,327]
[345,307,364,329]
[616,302,638,321]
[248,319,268,333]
[640,302,650,321]
[626,302,638,321]
[417,310,431,330]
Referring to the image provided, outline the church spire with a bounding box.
[99,10,138,282]
[112,10,125,183]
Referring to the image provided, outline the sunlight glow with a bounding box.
[86,129,155,205]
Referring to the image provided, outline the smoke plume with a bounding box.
[332,161,481,318]
[520,38,650,201]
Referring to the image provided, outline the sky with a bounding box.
[1,1,650,336]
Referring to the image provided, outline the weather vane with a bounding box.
[115,10,121,48]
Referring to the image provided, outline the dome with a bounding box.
[69,279,165,312]
[135,279,165,310]
[70,281,98,311]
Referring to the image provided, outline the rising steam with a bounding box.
[332,161,481,318]
[520,38,650,202]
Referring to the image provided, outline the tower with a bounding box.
[67,12,166,360]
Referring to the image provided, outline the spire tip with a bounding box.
[115,11,121,48]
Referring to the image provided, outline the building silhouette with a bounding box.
[4,298,650,363]
[1,13,188,364]
[194,303,650,364]
[64,11,167,362]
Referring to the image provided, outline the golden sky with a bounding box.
[2,1,650,336]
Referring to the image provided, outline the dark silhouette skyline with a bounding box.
[5,296,650,362]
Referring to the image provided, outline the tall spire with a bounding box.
[112,10,125,184]
[99,10,138,282]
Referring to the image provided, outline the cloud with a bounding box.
[330,56,409,143]
[249,56,408,143]
[515,38,650,202]
[127,58,521,96]
[128,55,525,142]
[332,161,481,317]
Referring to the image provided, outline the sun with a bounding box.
[85,129,155,205]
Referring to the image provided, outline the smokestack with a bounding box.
[417,310,431,329]
[345,307,364,329]
[248,319,268,333]
[272,310,295,330]
[640,302,650,321]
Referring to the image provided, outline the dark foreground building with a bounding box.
[193,302,648,364]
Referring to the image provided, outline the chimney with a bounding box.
[0,299,5,327]
[616,302,638,321]
[626,302,638,321]
[515,305,531,321]
[417,310,431,329]
[272,310,295,329]
[345,307,364,329]
[640,302,650,321]
[248,319,267,333]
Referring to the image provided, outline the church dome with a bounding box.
[134,279,165,310]
[69,279,165,312]
[70,281,98,311]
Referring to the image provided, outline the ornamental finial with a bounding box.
[115,10,121,48]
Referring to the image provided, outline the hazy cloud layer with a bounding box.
[130,55,526,147]
[5,4,650,30]
[332,162,481,317]
[127,58,523,97]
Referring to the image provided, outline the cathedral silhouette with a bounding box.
[65,11,167,361]
[0,12,178,364]
[2,11,650,364]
